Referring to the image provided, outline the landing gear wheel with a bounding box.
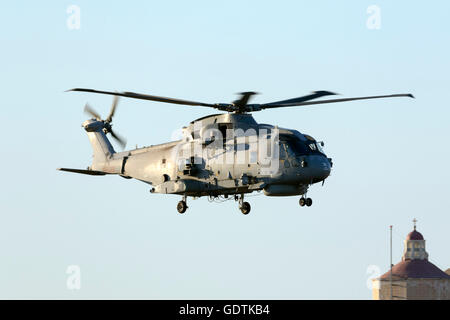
[177,200,187,214]
[306,198,313,207]
[240,202,251,215]
[299,197,306,207]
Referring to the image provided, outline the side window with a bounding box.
[279,142,287,159]
[218,123,233,148]
[218,124,227,141]
[284,142,296,157]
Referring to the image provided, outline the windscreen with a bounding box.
[281,135,325,156]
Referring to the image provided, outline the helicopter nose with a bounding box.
[308,156,331,181]
[317,157,331,180]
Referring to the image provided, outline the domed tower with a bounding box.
[402,219,428,261]
[372,220,450,300]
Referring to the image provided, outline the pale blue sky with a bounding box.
[1,1,449,299]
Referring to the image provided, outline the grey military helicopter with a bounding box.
[59,88,413,214]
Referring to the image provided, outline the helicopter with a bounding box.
[59,88,413,214]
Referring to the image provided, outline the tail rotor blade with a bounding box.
[110,129,127,149]
[106,96,119,123]
[84,103,102,120]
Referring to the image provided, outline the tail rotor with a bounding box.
[83,97,127,149]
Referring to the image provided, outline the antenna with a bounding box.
[390,225,393,300]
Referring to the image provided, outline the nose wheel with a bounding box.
[177,195,188,214]
[299,197,313,207]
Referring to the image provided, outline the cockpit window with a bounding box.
[316,142,325,154]
[280,135,325,156]
[307,142,326,154]
[288,139,310,155]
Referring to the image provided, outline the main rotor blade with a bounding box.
[84,103,101,120]
[233,91,258,106]
[69,88,216,108]
[262,90,337,106]
[109,129,127,149]
[260,93,415,109]
[106,96,119,123]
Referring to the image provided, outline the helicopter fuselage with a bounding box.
[88,113,332,198]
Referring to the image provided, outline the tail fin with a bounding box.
[83,119,115,171]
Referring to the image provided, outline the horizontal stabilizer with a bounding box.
[57,168,108,176]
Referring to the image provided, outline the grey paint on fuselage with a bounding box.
[82,113,331,197]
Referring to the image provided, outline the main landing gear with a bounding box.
[177,194,251,214]
[177,195,188,214]
[236,194,251,215]
[299,197,313,207]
